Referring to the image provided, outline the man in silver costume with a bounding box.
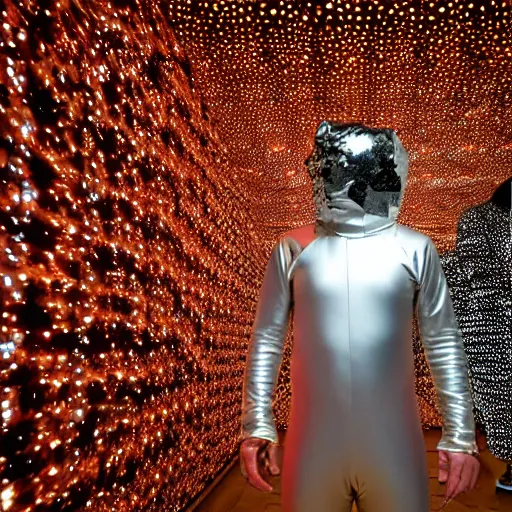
[239,121,480,512]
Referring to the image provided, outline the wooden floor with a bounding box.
[196,430,512,512]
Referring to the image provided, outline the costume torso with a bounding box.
[290,226,438,442]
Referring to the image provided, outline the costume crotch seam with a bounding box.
[352,474,366,500]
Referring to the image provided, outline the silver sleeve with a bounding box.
[417,239,478,455]
[240,239,294,444]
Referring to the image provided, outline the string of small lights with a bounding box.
[0,1,267,511]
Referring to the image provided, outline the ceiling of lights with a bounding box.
[169,0,512,249]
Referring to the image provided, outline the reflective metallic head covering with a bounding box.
[306,122,409,231]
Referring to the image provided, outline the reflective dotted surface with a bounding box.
[0,1,266,510]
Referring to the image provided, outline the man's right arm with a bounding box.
[241,238,295,443]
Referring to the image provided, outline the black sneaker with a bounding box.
[496,464,512,493]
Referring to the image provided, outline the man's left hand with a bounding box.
[438,450,480,503]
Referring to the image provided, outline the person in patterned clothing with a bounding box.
[455,177,512,492]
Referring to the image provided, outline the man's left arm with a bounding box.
[417,238,479,500]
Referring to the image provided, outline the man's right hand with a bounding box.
[240,437,281,492]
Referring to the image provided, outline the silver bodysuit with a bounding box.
[241,123,477,512]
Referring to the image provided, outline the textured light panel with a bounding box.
[0,1,266,511]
